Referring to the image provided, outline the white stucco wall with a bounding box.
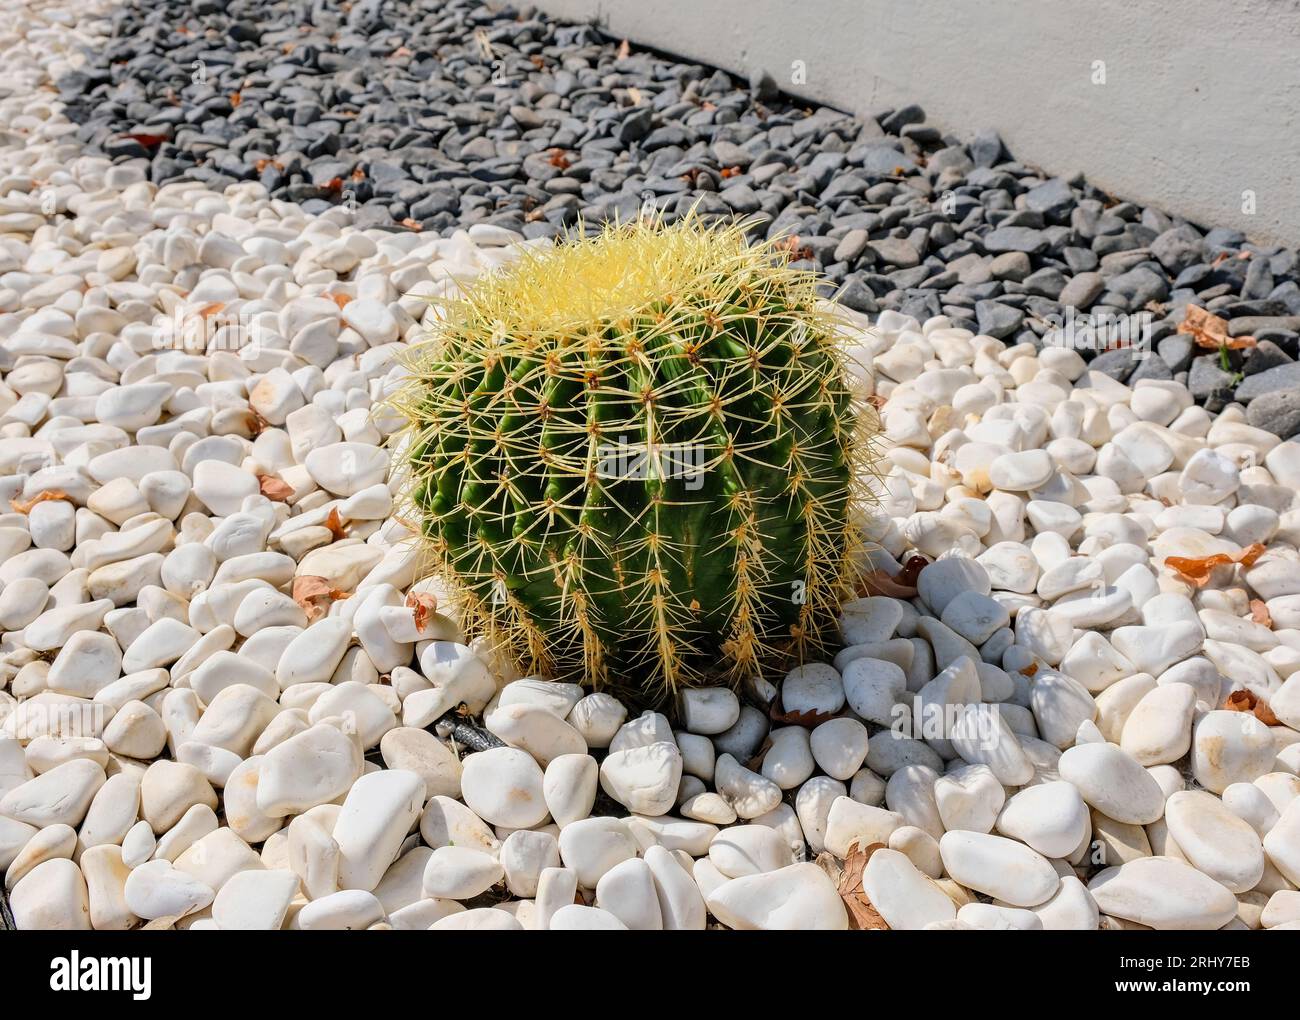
[535,0,1300,247]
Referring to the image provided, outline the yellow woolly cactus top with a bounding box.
[434,214,840,348]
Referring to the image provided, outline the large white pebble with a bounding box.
[861,847,956,930]
[938,830,1060,907]
[809,717,869,781]
[332,769,426,892]
[421,846,504,899]
[543,753,597,826]
[461,747,548,828]
[10,858,91,930]
[1058,742,1165,824]
[557,817,638,889]
[1191,710,1277,794]
[706,863,847,930]
[1165,790,1265,893]
[595,857,663,930]
[123,859,215,920]
[257,723,363,816]
[1088,857,1237,930]
[708,824,791,878]
[995,781,1090,859]
[304,443,389,497]
[212,869,300,930]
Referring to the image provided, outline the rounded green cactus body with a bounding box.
[395,216,872,697]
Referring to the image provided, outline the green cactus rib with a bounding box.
[395,216,873,696]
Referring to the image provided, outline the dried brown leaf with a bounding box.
[1223,688,1281,726]
[768,700,838,728]
[1250,599,1272,629]
[406,591,439,633]
[245,408,272,436]
[1223,689,1256,713]
[292,575,349,622]
[858,555,927,599]
[124,132,167,149]
[858,569,915,598]
[324,507,347,541]
[1239,543,1267,567]
[1178,304,1256,351]
[1164,543,1266,587]
[837,841,890,930]
[616,38,630,59]
[257,474,293,502]
[10,489,71,514]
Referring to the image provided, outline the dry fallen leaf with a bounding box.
[1178,304,1256,351]
[858,569,917,598]
[10,489,71,514]
[1164,542,1265,587]
[1239,544,1266,567]
[406,591,438,633]
[324,507,347,541]
[1250,599,1273,629]
[616,38,630,59]
[124,132,167,149]
[257,474,293,502]
[768,701,839,728]
[400,218,423,232]
[1224,689,1256,713]
[245,408,273,437]
[837,841,890,930]
[1222,688,1281,726]
[325,292,352,310]
[292,576,350,622]
[858,554,928,598]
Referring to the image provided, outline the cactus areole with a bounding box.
[394,216,873,698]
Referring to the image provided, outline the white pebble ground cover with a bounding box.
[2,1,1300,932]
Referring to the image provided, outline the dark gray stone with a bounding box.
[1245,389,1300,438]
[982,226,1048,254]
[1243,339,1295,377]
[1235,362,1300,401]
[975,300,1024,339]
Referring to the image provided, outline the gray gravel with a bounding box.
[53,0,1300,434]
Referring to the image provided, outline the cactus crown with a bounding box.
[393,215,874,699]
